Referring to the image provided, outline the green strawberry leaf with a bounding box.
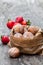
[8,19,11,21]
[27,20,31,26]
[0,35,1,40]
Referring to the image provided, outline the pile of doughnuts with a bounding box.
[12,23,39,39]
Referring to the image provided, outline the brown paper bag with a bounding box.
[10,28,43,55]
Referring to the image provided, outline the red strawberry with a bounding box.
[15,16,24,23]
[21,20,27,25]
[1,36,10,45]
[7,20,15,29]
[14,22,19,25]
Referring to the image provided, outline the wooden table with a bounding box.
[0,0,43,65]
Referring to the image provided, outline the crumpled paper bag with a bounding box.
[10,28,43,55]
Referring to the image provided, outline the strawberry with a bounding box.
[14,22,19,25]
[1,35,10,45]
[15,16,24,23]
[21,20,27,25]
[7,20,15,29]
